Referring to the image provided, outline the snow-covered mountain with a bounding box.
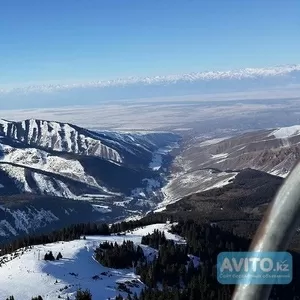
[171,123,300,183]
[191,124,300,177]
[0,119,179,196]
[156,124,300,208]
[0,119,180,240]
[0,119,177,164]
[0,194,108,239]
[2,64,300,95]
[0,223,194,300]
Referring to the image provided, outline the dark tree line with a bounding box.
[141,230,167,249]
[137,224,235,298]
[8,288,93,300]
[94,240,144,269]
[0,213,175,258]
[75,289,92,300]
[0,215,174,257]
[0,223,110,256]
[110,214,175,234]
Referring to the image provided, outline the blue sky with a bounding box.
[1,0,299,88]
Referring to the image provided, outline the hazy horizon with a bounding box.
[1,0,300,110]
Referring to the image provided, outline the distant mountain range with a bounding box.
[2,64,300,94]
[1,64,300,109]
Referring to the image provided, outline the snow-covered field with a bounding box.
[0,223,190,300]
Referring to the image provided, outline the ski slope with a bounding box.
[0,223,190,300]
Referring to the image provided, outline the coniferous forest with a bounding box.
[2,216,300,300]
[94,240,145,269]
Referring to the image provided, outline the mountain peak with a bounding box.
[0,119,123,162]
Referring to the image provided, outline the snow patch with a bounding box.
[0,206,59,237]
[199,137,229,147]
[211,153,229,159]
[92,205,112,213]
[202,173,238,191]
[269,125,300,139]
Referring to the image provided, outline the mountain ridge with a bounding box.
[2,64,300,95]
[0,118,181,241]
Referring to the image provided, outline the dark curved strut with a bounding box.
[232,161,300,300]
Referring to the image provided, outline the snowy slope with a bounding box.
[0,144,106,192]
[173,124,300,185]
[0,195,107,239]
[0,205,59,237]
[0,119,122,162]
[122,223,185,243]
[0,223,194,300]
[155,168,238,212]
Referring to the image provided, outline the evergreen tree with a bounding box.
[75,289,92,300]
[44,251,55,261]
[94,240,144,269]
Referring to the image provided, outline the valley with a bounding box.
[1,117,300,299]
[2,117,300,243]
